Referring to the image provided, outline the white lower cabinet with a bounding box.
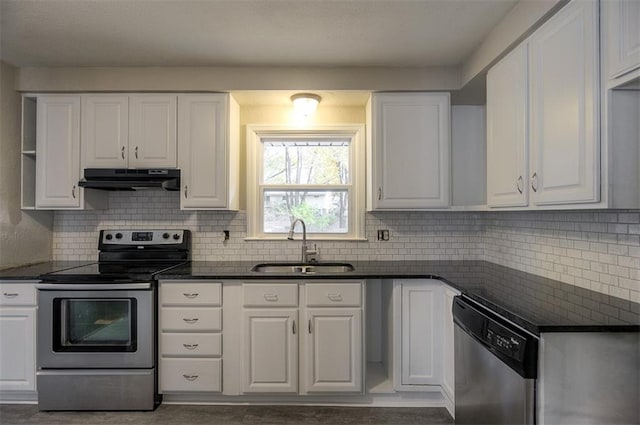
[159,281,223,393]
[242,309,298,393]
[303,308,362,393]
[387,279,457,399]
[0,283,37,397]
[240,281,364,395]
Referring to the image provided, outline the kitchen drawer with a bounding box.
[161,282,221,306]
[243,283,298,307]
[161,307,222,332]
[305,282,362,307]
[161,333,221,357]
[0,283,36,306]
[160,358,221,392]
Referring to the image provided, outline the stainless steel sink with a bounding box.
[250,263,355,274]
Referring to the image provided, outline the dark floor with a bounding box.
[0,404,453,425]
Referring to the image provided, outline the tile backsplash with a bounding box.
[53,192,639,302]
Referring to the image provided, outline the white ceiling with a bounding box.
[0,0,518,68]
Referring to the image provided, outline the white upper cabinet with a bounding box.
[178,94,239,210]
[529,0,599,205]
[35,95,82,209]
[129,95,177,168]
[82,94,177,169]
[486,43,529,208]
[367,92,450,210]
[81,95,129,168]
[604,0,640,80]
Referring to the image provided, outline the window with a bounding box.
[247,125,365,240]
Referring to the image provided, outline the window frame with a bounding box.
[246,124,366,240]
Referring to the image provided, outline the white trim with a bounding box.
[246,124,366,240]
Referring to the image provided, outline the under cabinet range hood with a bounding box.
[78,168,180,191]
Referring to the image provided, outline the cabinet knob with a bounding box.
[378,187,382,200]
[308,319,312,334]
[183,292,199,299]
[292,320,296,335]
[182,374,199,381]
[72,185,76,199]
[182,318,199,324]
[531,172,538,193]
[121,146,125,159]
[184,185,188,198]
[134,146,139,159]
[516,176,523,194]
[182,343,199,350]
[3,293,19,298]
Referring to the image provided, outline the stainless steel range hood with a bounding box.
[78,169,180,191]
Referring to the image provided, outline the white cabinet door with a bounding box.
[529,0,599,205]
[369,93,450,209]
[487,43,529,207]
[35,95,82,209]
[441,285,459,402]
[605,0,640,79]
[81,95,129,168]
[242,309,298,393]
[178,94,229,209]
[303,308,362,393]
[395,280,442,387]
[129,95,177,168]
[0,308,36,392]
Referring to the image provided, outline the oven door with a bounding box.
[37,283,154,369]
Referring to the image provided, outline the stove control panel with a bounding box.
[101,230,186,245]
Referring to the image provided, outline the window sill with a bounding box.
[244,236,368,242]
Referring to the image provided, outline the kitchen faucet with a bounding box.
[287,219,317,264]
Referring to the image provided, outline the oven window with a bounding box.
[53,298,137,352]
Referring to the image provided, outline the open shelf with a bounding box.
[21,96,37,209]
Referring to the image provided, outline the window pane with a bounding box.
[262,139,350,185]
[263,190,349,234]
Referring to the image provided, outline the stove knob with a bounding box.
[105,234,113,240]
[162,233,170,239]
[115,233,123,239]
[173,233,180,240]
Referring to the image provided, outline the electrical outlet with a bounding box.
[377,229,390,241]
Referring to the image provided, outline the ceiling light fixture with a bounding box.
[291,93,321,118]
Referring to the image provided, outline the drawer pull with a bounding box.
[327,293,343,302]
[183,292,199,299]
[3,293,19,298]
[264,293,279,302]
[183,318,199,324]
[182,374,199,381]
[183,343,199,350]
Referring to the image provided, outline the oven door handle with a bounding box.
[36,283,152,291]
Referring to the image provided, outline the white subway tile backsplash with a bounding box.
[52,192,640,302]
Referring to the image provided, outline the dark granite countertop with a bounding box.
[0,261,96,280]
[1,259,638,335]
[159,260,640,335]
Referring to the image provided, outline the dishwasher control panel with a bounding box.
[485,322,526,361]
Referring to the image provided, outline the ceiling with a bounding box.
[0,0,518,68]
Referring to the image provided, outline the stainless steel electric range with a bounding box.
[36,229,190,411]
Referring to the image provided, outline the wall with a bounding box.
[0,61,53,269]
[484,210,640,304]
[15,66,460,93]
[52,190,640,303]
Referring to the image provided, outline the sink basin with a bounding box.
[250,263,355,274]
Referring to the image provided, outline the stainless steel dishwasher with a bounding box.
[453,295,539,424]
